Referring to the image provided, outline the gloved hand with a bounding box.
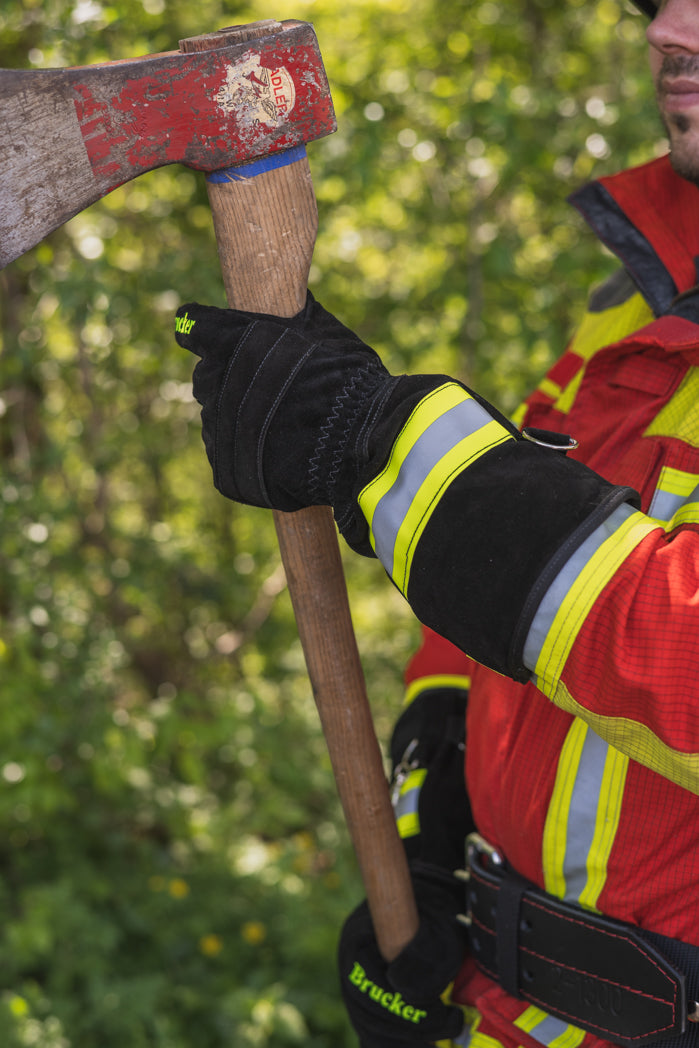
[338,864,469,1047]
[390,688,475,873]
[174,293,461,551]
[176,292,634,683]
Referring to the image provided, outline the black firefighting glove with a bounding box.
[390,688,474,874]
[174,292,502,555]
[176,293,638,681]
[175,293,448,532]
[338,864,469,1048]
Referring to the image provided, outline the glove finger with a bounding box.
[176,302,268,414]
[174,302,253,359]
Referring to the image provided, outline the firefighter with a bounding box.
[176,0,699,1045]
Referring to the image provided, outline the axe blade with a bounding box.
[0,20,336,269]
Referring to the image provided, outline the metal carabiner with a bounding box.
[389,737,419,808]
[466,831,504,869]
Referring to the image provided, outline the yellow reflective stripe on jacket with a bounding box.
[577,743,628,910]
[648,463,699,535]
[541,718,587,900]
[359,382,514,595]
[548,682,699,795]
[533,453,699,797]
[523,504,661,691]
[542,718,628,908]
[394,768,427,838]
[644,367,699,447]
[404,673,471,707]
[516,287,654,423]
[648,465,699,521]
[554,290,654,416]
[443,1009,505,1048]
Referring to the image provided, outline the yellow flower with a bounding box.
[168,878,190,899]
[199,934,223,957]
[9,995,29,1018]
[241,920,266,945]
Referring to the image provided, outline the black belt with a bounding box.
[462,833,699,1048]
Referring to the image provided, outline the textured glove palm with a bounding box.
[175,293,395,515]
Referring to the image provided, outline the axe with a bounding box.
[0,21,419,960]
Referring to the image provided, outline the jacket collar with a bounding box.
[569,155,699,319]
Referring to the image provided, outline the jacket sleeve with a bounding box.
[349,378,638,682]
[350,378,699,794]
[523,513,699,794]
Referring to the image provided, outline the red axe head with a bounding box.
[0,20,336,268]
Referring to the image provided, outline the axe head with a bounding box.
[0,20,336,268]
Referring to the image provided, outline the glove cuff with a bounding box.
[309,366,397,513]
[336,373,457,554]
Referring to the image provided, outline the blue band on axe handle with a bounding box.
[207,144,308,182]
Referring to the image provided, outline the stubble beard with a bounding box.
[656,54,699,186]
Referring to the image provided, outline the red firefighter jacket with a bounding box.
[404,155,699,1048]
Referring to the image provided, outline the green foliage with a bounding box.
[0,0,658,1043]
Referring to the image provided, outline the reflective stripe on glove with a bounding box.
[338,863,469,1047]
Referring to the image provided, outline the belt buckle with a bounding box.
[457,832,699,1040]
[454,832,504,928]
[466,831,504,871]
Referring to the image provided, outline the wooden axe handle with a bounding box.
[200,150,419,958]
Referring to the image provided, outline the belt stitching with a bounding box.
[522,988,676,1042]
[469,867,680,1039]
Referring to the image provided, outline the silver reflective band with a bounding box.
[522,502,638,672]
[370,396,497,573]
[523,1012,580,1046]
[393,784,420,821]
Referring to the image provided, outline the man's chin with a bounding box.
[661,113,699,187]
[668,136,699,187]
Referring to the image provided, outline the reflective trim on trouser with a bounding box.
[514,1005,586,1048]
